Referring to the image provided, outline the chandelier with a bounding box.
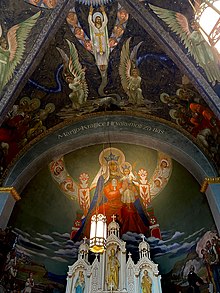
[195,0,220,53]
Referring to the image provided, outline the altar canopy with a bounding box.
[66,217,162,293]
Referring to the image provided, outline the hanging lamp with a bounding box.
[89,213,107,253]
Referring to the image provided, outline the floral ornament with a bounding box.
[138,168,148,177]
[79,172,89,182]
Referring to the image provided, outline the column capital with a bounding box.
[0,187,21,201]
[200,177,220,193]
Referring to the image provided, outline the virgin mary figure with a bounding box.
[75,271,85,293]
[72,148,150,240]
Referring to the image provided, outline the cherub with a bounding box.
[43,0,57,9]
[0,12,41,92]
[57,40,88,110]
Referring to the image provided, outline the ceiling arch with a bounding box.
[3,114,217,193]
[0,0,220,123]
[0,0,219,188]
[118,0,220,118]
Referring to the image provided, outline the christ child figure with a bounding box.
[120,162,138,208]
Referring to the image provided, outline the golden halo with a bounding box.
[30,98,41,110]
[99,147,125,168]
[92,12,103,22]
[120,161,132,173]
[160,92,170,103]
[20,96,30,105]
[45,103,55,113]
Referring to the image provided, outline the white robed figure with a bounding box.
[88,5,110,72]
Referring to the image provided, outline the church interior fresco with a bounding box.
[0,1,220,291]
[2,143,219,292]
[0,0,220,180]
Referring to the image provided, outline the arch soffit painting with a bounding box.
[3,114,217,193]
[0,0,220,123]
[118,0,220,118]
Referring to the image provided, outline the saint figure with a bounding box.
[120,161,138,207]
[23,273,34,293]
[90,148,149,235]
[88,5,110,71]
[75,271,85,293]
[127,68,144,105]
[141,270,152,293]
[72,148,150,240]
[106,248,120,290]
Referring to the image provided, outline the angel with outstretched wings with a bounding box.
[149,4,220,85]
[57,39,88,110]
[0,12,41,92]
[119,38,145,105]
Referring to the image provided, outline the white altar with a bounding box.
[66,217,162,293]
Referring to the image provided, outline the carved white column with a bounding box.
[120,244,126,290]
[100,252,105,290]
[65,273,73,293]
[135,270,139,293]
[0,187,20,229]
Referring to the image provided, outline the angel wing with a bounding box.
[67,39,88,94]
[149,4,220,84]
[119,38,143,93]
[149,4,193,56]
[58,39,88,99]
[130,41,143,64]
[119,38,145,104]
[0,12,41,92]
[119,37,132,95]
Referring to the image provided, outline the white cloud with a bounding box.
[13,228,30,238]
[49,241,62,247]
[181,228,204,243]
[18,234,49,251]
[52,232,70,239]
[16,244,47,258]
[50,256,69,263]
[55,248,78,257]
[35,237,43,242]
[36,233,54,241]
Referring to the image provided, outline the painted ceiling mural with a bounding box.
[0,0,220,182]
[0,1,220,292]
[3,144,219,292]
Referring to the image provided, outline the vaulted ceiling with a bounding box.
[0,0,220,186]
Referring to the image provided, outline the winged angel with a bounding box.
[57,40,88,109]
[119,38,145,105]
[149,4,220,85]
[0,12,41,92]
